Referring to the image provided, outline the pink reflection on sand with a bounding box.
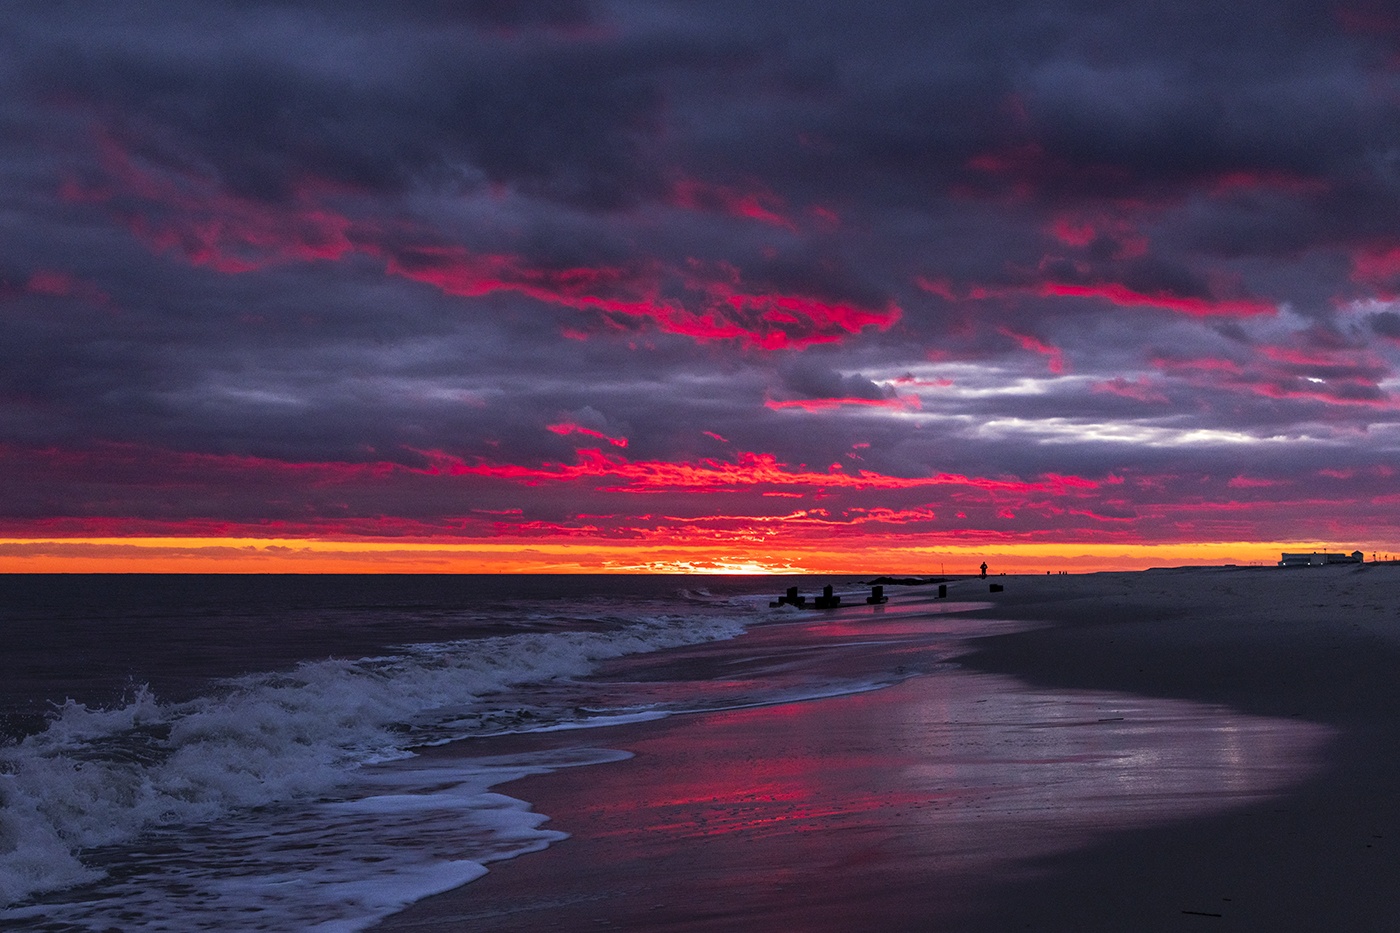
[396,604,1336,932]
[604,672,1329,863]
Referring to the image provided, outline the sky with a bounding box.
[3,0,1400,574]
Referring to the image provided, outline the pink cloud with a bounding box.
[1227,476,1285,488]
[764,395,920,412]
[1036,281,1274,317]
[77,133,898,350]
[547,422,629,447]
[386,245,899,349]
[1092,376,1168,403]
[24,270,112,307]
[998,326,1066,374]
[669,177,797,230]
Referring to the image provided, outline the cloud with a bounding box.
[1371,310,1400,340]
[2,0,1400,561]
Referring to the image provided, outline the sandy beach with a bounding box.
[372,564,1400,932]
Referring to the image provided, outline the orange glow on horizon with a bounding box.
[0,536,1386,575]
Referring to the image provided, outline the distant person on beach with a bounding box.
[980,561,988,579]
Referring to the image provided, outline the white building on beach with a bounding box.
[1278,550,1365,567]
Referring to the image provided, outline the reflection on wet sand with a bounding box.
[373,597,1332,932]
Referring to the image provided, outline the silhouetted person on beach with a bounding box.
[980,561,988,579]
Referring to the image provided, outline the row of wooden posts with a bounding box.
[770,580,1004,609]
[770,584,862,608]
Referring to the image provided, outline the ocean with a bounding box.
[0,574,1332,931]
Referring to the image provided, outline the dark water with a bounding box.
[0,573,872,928]
[0,574,828,736]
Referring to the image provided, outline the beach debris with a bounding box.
[937,583,947,598]
[865,585,888,605]
[813,584,842,609]
[1181,910,1224,918]
[769,586,807,608]
[989,583,1004,593]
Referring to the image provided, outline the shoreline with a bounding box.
[959,563,1400,722]
[372,564,1400,931]
[946,563,1400,930]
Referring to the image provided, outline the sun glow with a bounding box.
[0,536,1371,575]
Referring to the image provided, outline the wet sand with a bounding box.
[372,564,1400,931]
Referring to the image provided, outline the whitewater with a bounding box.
[0,574,811,931]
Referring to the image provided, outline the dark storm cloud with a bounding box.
[1372,311,1400,340]
[776,361,889,402]
[11,0,765,213]
[1,0,1399,548]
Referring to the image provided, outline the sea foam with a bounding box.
[0,610,749,924]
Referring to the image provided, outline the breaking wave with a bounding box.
[0,610,749,926]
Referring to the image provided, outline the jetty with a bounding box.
[770,584,889,609]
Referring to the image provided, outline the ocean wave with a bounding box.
[0,611,748,910]
[2,748,633,932]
